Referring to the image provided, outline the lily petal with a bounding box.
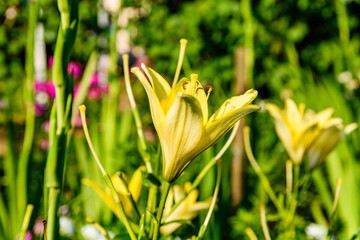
[162,93,203,182]
[201,104,260,151]
[141,64,171,105]
[131,67,165,136]
[128,166,146,202]
[208,89,258,122]
[82,179,117,216]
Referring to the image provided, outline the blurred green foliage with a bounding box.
[0,0,360,239]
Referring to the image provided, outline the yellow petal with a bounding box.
[110,174,127,195]
[202,102,260,152]
[131,67,165,138]
[164,76,208,123]
[307,125,342,170]
[307,122,358,170]
[141,65,171,105]
[208,89,258,122]
[267,103,306,164]
[81,179,118,216]
[344,123,358,134]
[128,166,146,202]
[162,93,204,182]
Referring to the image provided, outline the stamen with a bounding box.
[206,85,213,100]
[79,105,106,175]
[123,54,136,109]
[172,39,188,88]
[190,74,198,82]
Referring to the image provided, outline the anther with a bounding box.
[195,87,203,94]
[206,85,213,100]
[182,81,189,90]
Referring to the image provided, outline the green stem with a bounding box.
[20,204,34,240]
[241,0,255,88]
[47,188,61,240]
[288,164,300,217]
[197,160,222,240]
[243,127,284,216]
[45,0,78,238]
[0,193,9,239]
[152,181,171,240]
[17,0,38,223]
[122,54,153,173]
[4,117,17,239]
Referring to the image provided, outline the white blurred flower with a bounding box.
[103,0,121,15]
[338,71,352,84]
[116,30,130,53]
[59,216,75,237]
[305,223,328,239]
[80,224,114,240]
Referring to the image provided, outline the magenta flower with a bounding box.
[68,62,82,79]
[48,56,82,79]
[73,73,109,101]
[48,56,54,69]
[25,231,33,240]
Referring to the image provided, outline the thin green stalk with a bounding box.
[241,0,255,88]
[4,117,17,239]
[20,204,34,240]
[71,51,98,126]
[334,0,357,73]
[102,12,121,172]
[288,164,300,219]
[245,227,258,240]
[243,126,284,216]
[0,193,9,239]
[79,105,137,240]
[285,160,293,208]
[260,205,272,240]
[172,39,188,88]
[152,181,171,240]
[17,0,38,222]
[197,160,222,240]
[123,54,153,173]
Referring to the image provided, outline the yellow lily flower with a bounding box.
[267,99,358,166]
[160,182,212,235]
[267,99,320,164]
[307,116,357,170]
[131,64,260,182]
[82,166,145,218]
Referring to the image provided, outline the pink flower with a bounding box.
[40,139,49,150]
[68,62,82,79]
[33,218,44,236]
[48,56,54,69]
[25,231,33,240]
